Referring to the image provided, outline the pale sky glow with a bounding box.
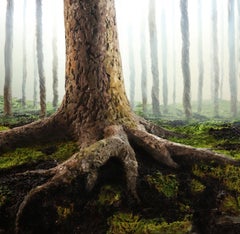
[0,0,239,106]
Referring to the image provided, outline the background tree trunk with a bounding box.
[52,14,59,109]
[180,0,192,119]
[4,0,14,116]
[228,0,237,117]
[161,9,168,114]
[128,27,135,109]
[140,12,147,116]
[212,0,219,117]
[197,0,204,113]
[36,0,46,117]
[148,0,160,117]
[22,0,27,108]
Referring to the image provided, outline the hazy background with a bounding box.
[0,0,239,105]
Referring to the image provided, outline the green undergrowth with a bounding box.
[107,212,192,234]
[0,141,78,170]
[155,120,240,160]
[192,163,240,215]
[146,171,179,198]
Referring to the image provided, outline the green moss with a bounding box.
[146,171,179,198]
[50,141,79,161]
[56,204,73,220]
[0,141,78,170]
[192,164,240,193]
[97,185,122,207]
[0,126,9,131]
[0,186,12,207]
[219,194,240,215]
[0,148,45,169]
[190,179,206,194]
[107,212,192,234]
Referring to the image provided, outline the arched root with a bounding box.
[0,114,69,153]
[15,125,138,233]
[127,128,239,167]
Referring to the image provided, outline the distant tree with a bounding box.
[128,27,135,108]
[22,0,27,108]
[4,0,14,116]
[197,0,204,113]
[140,11,147,115]
[228,0,237,117]
[172,0,176,107]
[33,38,38,108]
[52,15,59,109]
[219,0,225,100]
[36,0,46,117]
[180,0,191,119]
[148,0,160,116]
[212,0,220,117]
[161,8,168,114]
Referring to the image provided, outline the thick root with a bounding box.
[0,115,68,153]
[127,128,239,167]
[15,125,138,233]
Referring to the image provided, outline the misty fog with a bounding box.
[0,0,239,116]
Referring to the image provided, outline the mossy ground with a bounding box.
[0,102,240,233]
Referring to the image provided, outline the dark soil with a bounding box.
[0,119,240,233]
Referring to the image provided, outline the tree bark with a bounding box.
[228,0,237,117]
[149,0,160,117]
[22,0,27,108]
[180,0,192,119]
[36,0,46,117]
[0,1,239,232]
[4,0,14,116]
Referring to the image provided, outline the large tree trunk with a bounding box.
[0,0,239,232]
[36,0,46,117]
[4,0,14,116]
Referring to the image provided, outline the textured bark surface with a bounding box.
[4,0,14,116]
[148,0,160,117]
[36,0,46,117]
[180,0,192,119]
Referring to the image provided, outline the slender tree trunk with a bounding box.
[52,15,59,109]
[22,0,27,108]
[33,38,38,108]
[140,12,147,115]
[149,0,160,116]
[228,0,237,117]
[212,0,220,117]
[36,0,46,117]
[4,0,14,116]
[161,9,168,114]
[180,0,191,119]
[128,27,135,109]
[219,0,224,100]
[172,0,176,107]
[197,0,204,113]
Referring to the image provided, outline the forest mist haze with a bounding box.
[0,0,240,116]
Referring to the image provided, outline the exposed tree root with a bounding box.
[15,125,138,233]
[0,118,239,232]
[0,114,69,153]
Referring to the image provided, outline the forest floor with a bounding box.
[0,99,240,233]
